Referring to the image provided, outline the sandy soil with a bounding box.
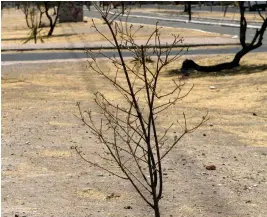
[2,53,267,217]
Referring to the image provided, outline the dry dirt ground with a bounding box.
[1,8,232,46]
[1,53,267,217]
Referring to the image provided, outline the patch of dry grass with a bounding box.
[2,52,267,147]
[1,8,231,46]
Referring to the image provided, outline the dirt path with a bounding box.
[2,54,267,217]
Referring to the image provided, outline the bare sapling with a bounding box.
[75,3,208,217]
[23,5,45,44]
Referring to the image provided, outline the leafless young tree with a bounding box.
[23,5,44,44]
[75,3,208,217]
[21,2,60,39]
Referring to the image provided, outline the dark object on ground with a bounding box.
[205,165,216,170]
[181,58,242,73]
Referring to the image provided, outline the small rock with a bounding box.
[252,112,257,116]
[106,193,120,200]
[245,200,252,204]
[209,86,216,89]
[124,205,132,209]
[244,185,248,190]
[25,141,30,145]
[205,165,216,170]
[203,133,206,136]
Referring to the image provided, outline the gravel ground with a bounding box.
[2,55,267,217]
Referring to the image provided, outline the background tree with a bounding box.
[181,2,267,73]
[188,2,192,21]
[75,3,208,217]
[36,2,46,27]
[183,1,192,21]
[20,2,31,28]
[23,5,45,44]
[44,1,61,36]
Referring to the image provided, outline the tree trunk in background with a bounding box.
[180,2,267,73]
[188,2,192,21]
[224,5,228,17]
[44,1,61,37]
[121,2,125,14]
[184,2,192,21]
[184,3,188,12]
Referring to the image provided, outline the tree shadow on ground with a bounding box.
[167,64,267,78]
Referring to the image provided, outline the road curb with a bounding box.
[109,11,262,29]
[1,43,241,52]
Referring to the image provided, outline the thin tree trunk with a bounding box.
[37,5,44,28]
[153,199,160,217]
[184,3,188,12]
[121,2,125,15]
[38,12,43,27]
[25,13,30,28]
[45,2,61,37]
[224,5,228,17]
[188,2,192,21]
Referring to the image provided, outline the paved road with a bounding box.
[83,10,267,44]
[2,46,267,62]
[130,4,262,13]
[124,10,262,26]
